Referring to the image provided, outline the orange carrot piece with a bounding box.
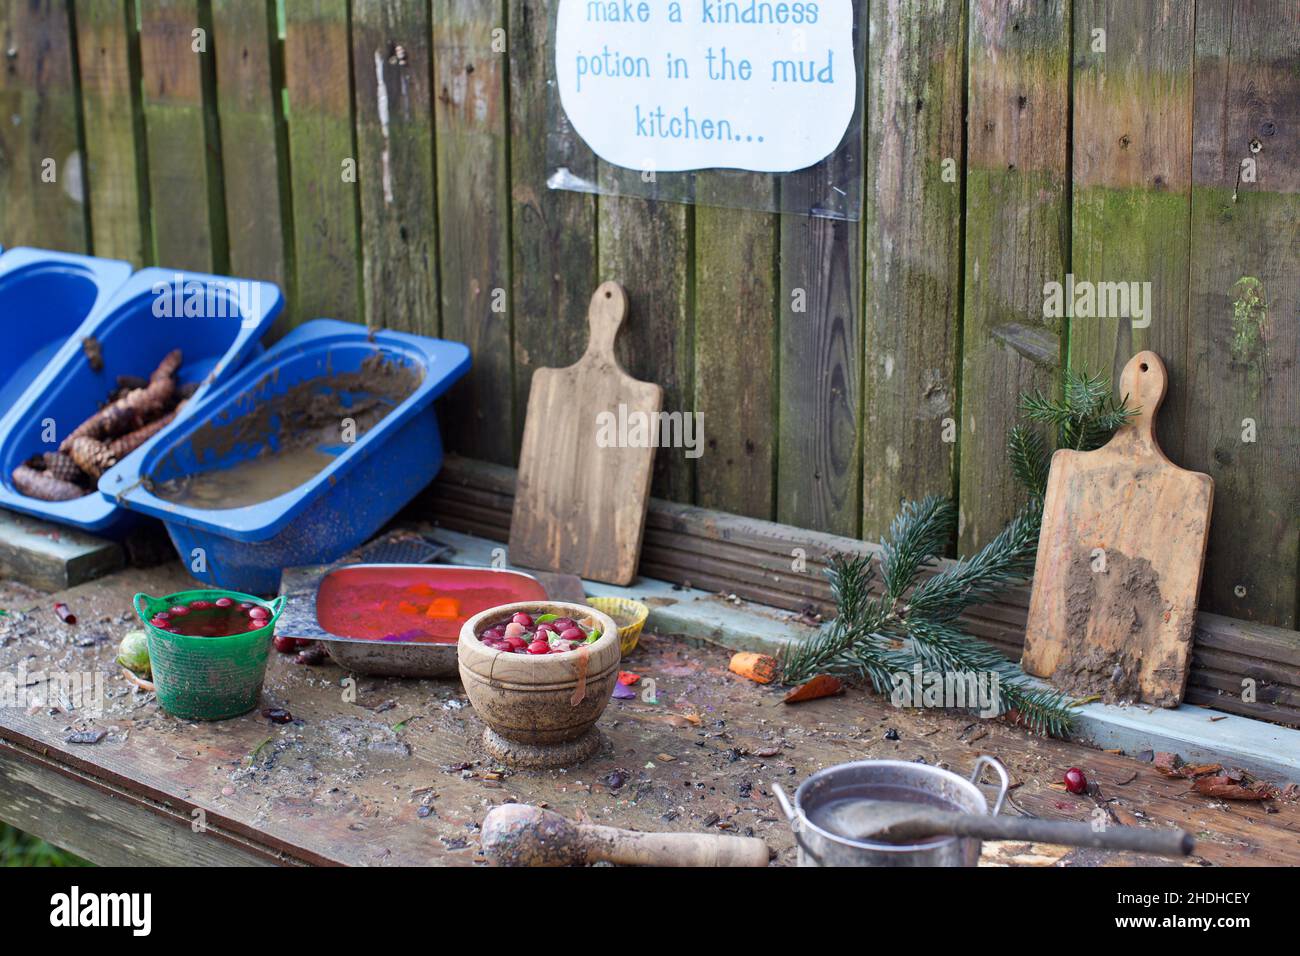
[729,652,778,684]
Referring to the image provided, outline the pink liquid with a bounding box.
[315,566,547,644]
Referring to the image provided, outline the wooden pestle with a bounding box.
[825,800,1194,857]
[481,803,770,867]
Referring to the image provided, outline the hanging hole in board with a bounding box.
[1140,363,1149,372]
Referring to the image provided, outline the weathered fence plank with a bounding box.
[958,0,1071,554]
[0,0,87,252]
[352,0,438,337]
[1071,0,1194,460]
[598,191,696,503]
[212,0,289,297]
[508,0,596,456]
[74,0,148,266]
[283,0,361,327]
[1184,0,1300,627]
[432,0,513,464]
[862,0,966,541]
[776,13,865,538]
[695,175,777,519]
[139,0,225,272]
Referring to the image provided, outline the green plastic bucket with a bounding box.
[133,590,286,720]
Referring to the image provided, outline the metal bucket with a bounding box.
[774,756,1009,867]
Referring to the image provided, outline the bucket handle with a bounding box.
[265,595,287,623]
[773,781,825,863]
[969,755,1010,816]
[133,592,154,624]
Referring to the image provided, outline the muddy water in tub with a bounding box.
[152,352,421,509]
[809,785,955,846]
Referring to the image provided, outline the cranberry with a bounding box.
[168,604,191,616]
[249,605,270,621]
[273,635,297,653]
[503,622,526,640]
[1063,767,1088,794]
[505,636,527,650]
[215,597,234,608]
[511,612,534,628]
[150,616,170,628]
[239,602,254,610]
[527,640,550,654]
[559,627,583,643]
[552,618,576,630]
[190,600,213,610]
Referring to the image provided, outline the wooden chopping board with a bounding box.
[1021,351,1213,707]
[509,281,662,586]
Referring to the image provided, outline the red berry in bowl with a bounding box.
[215,597,234,608]
[190,600,213,610]
[526,640,549,654]
[559,627,583,643]
[1063,767,1088,794]
[273,635,297,653]
[512,612,534,627]
[168,604,191,616]
[249,605,270,621]
[150,616,170,628]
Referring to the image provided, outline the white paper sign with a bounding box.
[556,1,857,174]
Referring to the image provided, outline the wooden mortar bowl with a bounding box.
[458,601,621,746]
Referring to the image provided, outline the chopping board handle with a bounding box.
[1118,350,1167,444]
[585,281,629,362]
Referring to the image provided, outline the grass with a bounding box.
[0,822,91,867]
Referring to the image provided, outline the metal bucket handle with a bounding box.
[969,754,1010,816]
[773,781,824,861]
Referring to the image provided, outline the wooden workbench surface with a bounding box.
[2,565,1297,867]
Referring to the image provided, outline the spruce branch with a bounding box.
[905,505,1041,622]
[1008,424,1049,499]
[778,365,1136,739]
[880,496,953,601]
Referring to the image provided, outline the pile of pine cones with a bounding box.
[13,349,193,502]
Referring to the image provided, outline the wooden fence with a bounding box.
[0,0,1296,630]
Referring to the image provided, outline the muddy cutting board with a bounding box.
[1022,351,1213,707]
[509,282,662,586]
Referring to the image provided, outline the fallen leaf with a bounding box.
[783,674,844,703]
[1192,776,1275,801]
[617,670,640,685]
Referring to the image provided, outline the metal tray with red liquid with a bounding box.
[277,564,549,677]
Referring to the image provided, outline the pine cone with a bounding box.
[42,451,89,486]
[66,436,118,479]
[151,349,182,383]
[12,464,86,501]
[62,350,182,448]
[105,407,179,460]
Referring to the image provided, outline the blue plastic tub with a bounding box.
[104,319,471,593]
[0,268,283,535]
[0,248,133,413]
